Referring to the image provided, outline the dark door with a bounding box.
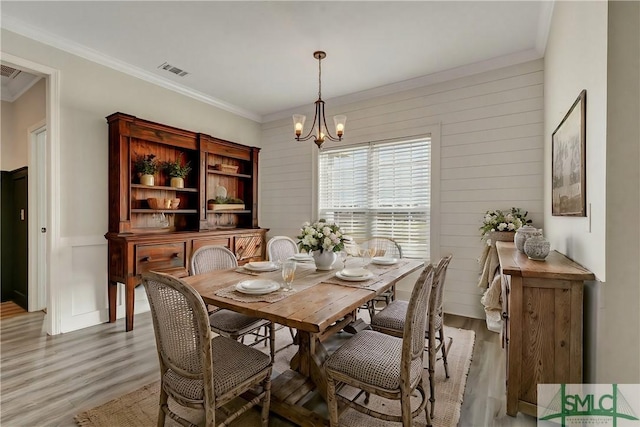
[0,167,28,309]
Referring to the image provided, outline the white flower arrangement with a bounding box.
[297,219,347,254]
[479,207,532,239]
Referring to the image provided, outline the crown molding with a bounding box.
[263,48,544,123]
[1,16,261,122]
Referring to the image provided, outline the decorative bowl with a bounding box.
[524,235,551,260]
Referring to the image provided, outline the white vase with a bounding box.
[312,250,337,271]
[140,174,154,186]
[170,177,184,188]
[514,225,541,253]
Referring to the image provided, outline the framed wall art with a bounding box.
[552,89,587,216]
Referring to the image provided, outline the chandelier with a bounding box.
[293,51,346,149]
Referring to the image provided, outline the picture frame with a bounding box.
[552,89,587,216]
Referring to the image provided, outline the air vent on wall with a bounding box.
[1,65,21,79]
[157,62,189,77]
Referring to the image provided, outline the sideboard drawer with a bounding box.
[135,242,186,276]
[191,237,232,253]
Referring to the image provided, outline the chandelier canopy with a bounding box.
[293,51,346,149]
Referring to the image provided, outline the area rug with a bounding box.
[75,326,475,427]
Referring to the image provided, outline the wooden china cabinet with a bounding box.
[105,113,266,331]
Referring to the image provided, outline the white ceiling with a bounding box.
[1,1,553,122]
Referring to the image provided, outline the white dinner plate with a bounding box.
[293,253,313,262]
[371,257,398,265]
[235,279,280,294]
[244,262,279,272]
[336,270,375,282]
[341,268,370,277]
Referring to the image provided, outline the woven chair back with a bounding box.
[190,245,238,275]
[402,264,435,366]
[142,271,212,381]
[359,237,403,258]
[431,254,453,318]
[267,236,299,262]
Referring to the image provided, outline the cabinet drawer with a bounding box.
[135,242,186,276]
[192,237,231,253]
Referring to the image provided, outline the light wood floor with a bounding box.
[0,301,27,319]
[0,310,536,426]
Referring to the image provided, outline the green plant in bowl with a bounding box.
[164,154,192,178]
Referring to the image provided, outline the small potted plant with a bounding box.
[134,154,158,186]
[164,154,192,188]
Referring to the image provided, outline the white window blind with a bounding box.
[318,137,430,259]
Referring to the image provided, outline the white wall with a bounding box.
[261,59,545,319]
[1,29,262,333]
[0,78,45,171]
[544,1,608,280]
[545,0,640,383]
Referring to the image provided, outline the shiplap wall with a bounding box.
[260,59,544,319]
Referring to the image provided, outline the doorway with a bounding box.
[1,52,60,334]
[0,167,28,309]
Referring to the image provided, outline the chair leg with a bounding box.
[157,386,168,427]
[423,383,432,427]
[260,374,271,427]
[269,323,276,362]
[326,374,339,427]
[367,300,376,319]
[400,387,412,427]
[438,327,451,379]
[428,344,436,417]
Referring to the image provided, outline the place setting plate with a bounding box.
[336,268,375,282]
[243,261,279,272]
[292,253,314,262]
[235,279,280,295]
[371,256,398,266]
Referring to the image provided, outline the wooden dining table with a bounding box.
[183,257,425,426]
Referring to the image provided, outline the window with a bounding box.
[318,137,430,259]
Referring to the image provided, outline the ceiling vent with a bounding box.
[158,62,189,77]
[1,65,21,79]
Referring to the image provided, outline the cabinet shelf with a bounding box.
[131,184,198,192]
[132,209,198,214]
[206,169,252,179]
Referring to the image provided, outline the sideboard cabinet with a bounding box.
[496,242,594,417]
[105,113,266,331]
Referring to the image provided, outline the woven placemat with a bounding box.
[215,284,292,303]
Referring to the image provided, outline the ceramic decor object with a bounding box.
[514,225,541,253]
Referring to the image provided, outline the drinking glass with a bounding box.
[281,260,296,291]
[339,250,349,269]
[359,247,374,268]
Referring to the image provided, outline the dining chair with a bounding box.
[358,236,404,318]
[266,235,299,262]
[141,271,272,427]
[266,236,298,341]
[191,245,275,361]
[369,254,453,418]
[325,264,434,427]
